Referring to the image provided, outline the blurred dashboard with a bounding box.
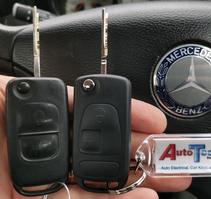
[64,0,149,13]
[0,0,210,26]
[0,0,147,25]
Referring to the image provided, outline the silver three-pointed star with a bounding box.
[169,57,211,95]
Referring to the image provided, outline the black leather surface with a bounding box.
[0,24,26,75]
[0,24,24,61]
[2,1,211,198]
[10,1,211,134]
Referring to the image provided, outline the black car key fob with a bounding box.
[73,9,131,192]
[6,7,69,196]
[6,77,69,196]
[73,74,131,192]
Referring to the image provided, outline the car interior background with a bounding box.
[1,0,211,199]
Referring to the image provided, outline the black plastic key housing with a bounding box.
[73,74,131,192]
[6,77,69,196]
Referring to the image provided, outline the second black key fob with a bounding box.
[73,74,131,192]
[73,9,131,192]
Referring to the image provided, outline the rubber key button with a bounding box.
[18,103,59,133]
[17,81,31,94]
[20,134,59,161]
[79,104,121,155]
[79,161,119,178]
[80,130,101,153]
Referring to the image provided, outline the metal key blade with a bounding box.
[101,8,108,74]
[33,6,41,77]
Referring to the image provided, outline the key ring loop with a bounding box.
[14,182,63,196]
[108,164,147,195]
[42,182,71,199]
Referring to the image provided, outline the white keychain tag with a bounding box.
[136,134,211,177]
[110,134,211,195]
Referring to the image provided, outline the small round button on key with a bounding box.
[17,82,31,94]
[82,79,95,92]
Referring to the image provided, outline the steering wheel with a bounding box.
[1,1,211,198]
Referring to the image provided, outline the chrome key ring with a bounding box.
[42,163,147,197]
[108,164,147,195]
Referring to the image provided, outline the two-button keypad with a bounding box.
[19,103,59,161]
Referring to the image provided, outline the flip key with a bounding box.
[73,9,131,192]
[6,7,69,196]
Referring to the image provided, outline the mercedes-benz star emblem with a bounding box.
[152,44,211,118]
